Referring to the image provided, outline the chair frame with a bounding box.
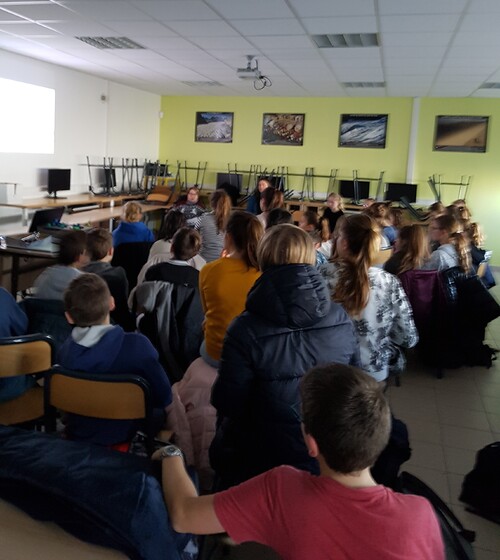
[44,367,155,455]
[0,333,56,426]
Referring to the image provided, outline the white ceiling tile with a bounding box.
[59,1,147,21]
[383,46,447,60]
[321,47,380,61]
[302,16,376,35]
[0,21,59,35]
[381,32,453,47]
[102,21,176,37]
[471,89,500,97]
[132,36,197,51]
[205,0,294,20]
[253,35,311,50]
[130,1,219,21]
[380,14,461,32]
[467,0,500,14]
[451,31,500,47]
[346,88,386,97]
[190,36,255,50]
[259,49,322,61]
[379,0,466,15]
[42,20,117,36]
[335,69,384,81]
[288,0,375,18]
[0,8,26,22]
[168,20,239,38]
[229,18,303,36]
[459,14,500,33]
[3,3,79,21]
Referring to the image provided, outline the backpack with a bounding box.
[399,472,476,560]
[460,442,500,524]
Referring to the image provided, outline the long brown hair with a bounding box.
[210,189,231,234]
[397,224,430,274]
[433,214,472,274]
[226,210,264,269]
[331,214,379,317]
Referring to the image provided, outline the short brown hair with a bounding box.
[171,227,201,261]
[86,228,112,261]
[301,364,391,473]
[64,273,111,326]
[58,230,87,266]
[257,224,316,271]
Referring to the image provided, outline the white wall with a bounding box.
[0,49,161,226]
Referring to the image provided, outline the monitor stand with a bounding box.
[46,193,68,199]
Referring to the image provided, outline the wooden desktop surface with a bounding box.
[1,193,145,210]
[63,203,165,225]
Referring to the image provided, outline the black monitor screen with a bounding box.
[47,169,71,193]
[385,183,417,203]
[339,180,370,200]
[216,173,242,192]
[29,207,65,233]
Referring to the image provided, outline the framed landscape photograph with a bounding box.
[261,113,305,146]
[339,114,388,149]
[434,115,488,153]
[195,112,233,143]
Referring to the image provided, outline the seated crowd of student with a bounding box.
[4,187,498,558]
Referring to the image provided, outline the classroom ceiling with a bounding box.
[0,0,500,98]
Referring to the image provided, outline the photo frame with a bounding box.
[434,115,488,153]
[261,113,305,146]
[338,114,388,149]
[195,112,233,143]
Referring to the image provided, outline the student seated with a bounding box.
[321,192,344,236]
[196,190,231,263]
[58,273,172,447]
[82,228,135,331]
[384,224,430,276]
[173,186,206,228]
[320,214,418,383]
[33,230,87,299]
[112,201,154,248]
[153,364,444,560]
[257,187,284,228]
[265,207,292,229]
[0,288,34,403]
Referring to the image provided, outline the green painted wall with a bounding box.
[159,96,413,198]
[414,98,500,265]
[159,95,499,265]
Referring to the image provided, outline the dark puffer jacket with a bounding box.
[210,264,360,489]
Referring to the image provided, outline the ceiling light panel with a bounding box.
[76,36,145,49]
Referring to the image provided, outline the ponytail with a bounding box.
[226,210,264,270]
[450,231,472,274]
[211,190,231,234]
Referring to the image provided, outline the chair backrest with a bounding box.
[18,298,72,351]
[44,368,154,453]
[0,334,55,377]
[291,210,303,225]
[111,242,154,291]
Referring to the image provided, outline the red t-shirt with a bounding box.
[214,466,444,560]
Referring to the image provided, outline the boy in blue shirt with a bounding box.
[58,273,171,446]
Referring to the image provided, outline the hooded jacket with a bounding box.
[210,264,359,488]
[57,326,171,445]
[112,221,154,248]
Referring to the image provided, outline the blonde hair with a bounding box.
[396,224,430,274]
[467,222,484,248]
[257,224,316,271]
[331,214,380,317]
[327,192,344,211]
[123,201,143,223]
[432,214,472,274]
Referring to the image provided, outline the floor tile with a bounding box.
[406,421,442,445]
[402,465,450,502]
[451,505,500,553]
[405,441,446,471]
[443,446,477,475]
[475,381,500,398]
[438,405,491,431]
[486,413,500,432]
[441,425,493,451]
[474,548,500,560]
[447,473,466,506]
[436,391,486,413]
[481,396,500,414]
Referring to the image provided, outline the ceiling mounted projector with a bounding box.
[236,55,272,90]
[236,55,262,80]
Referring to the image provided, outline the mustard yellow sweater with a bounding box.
[199,257,261,362]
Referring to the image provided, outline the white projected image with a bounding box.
[0,77,55,154]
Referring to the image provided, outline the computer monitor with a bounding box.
[216,173,242,192]
[384,183,417,204]
[47,169,71,199]
[338,180,370,201]
[29,207,65,233]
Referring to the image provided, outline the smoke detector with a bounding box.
[236,55,262,80]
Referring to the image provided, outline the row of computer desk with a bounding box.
[0,194,165,295]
